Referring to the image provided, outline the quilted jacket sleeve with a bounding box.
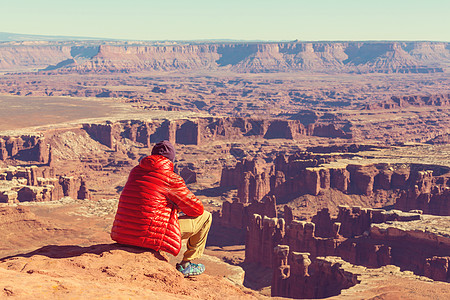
[167,173,204,217]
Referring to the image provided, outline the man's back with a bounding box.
[111,154,203,256]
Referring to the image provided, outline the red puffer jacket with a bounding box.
[110,155,203,256]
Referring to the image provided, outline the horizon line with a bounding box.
[1,32,449,44]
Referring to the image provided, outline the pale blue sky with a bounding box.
[1,0,449,41]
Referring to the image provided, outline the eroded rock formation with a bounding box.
[272,251,359,299]
[0,135,48,163]
[82,118,352,150]
[220,152,450,215]
[245,206,450,287]
[0,165,90,203]
[1,41,449,74]
[213,195,277,231]
[366,94,450,110]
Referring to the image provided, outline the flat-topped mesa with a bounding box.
[250,152,342,199]
[82,118,352,151]
[272,252,448,299]
[0,165,90,203]
[369,216,450,282]
[220,151,450,216]
[2,41,448,73]
[245,206,450,284]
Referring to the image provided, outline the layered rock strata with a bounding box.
[0,117,350,164]
[213,195,277,231]
[0,135,49,163]
[246,206,450,285]
[365,94,450,110]
[1,41,448,74]
[220,153,450,216]
[82,118,351,151]
[272,251,359,299]
[0,165,90,203]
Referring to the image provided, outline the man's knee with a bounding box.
[203,211,212,228]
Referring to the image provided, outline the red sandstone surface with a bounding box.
[0,41,449,74]
[0,40,449,299]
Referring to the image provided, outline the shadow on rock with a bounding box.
[195,186,234,197]
[206,223,246,247]
[0,243,169,262]
[242,262,272,291]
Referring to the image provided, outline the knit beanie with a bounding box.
[151,140,176,162]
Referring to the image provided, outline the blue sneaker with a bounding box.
[176,262,205,277]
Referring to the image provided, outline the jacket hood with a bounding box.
[139,155,174,171]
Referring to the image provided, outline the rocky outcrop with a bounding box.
[272,250,359,299]
[311,124,352,139]
[220,158,266,189]
[83,118,351,150]
[77,176,91,200]
[0,135,49,163]
[347,164,378,195]
[83,123,121,149]
[394,170,450,216]
[213,195,277,230]
[245,206,450,287]
[366,94,450,110]
[237,171,271,203]
[0,243,256,299]
[221,152,450,215]
[2,41,448,74]
[245,214,284,268]
[426,133,450,145]
[178,167,197,184]
[425,256,450,282]
[0,165,90,203]
[330,168,350,193]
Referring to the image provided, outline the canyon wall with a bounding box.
[220,153,450,216]
[0,117,303,164]
[82,117,352,151]
[246,206,450,287]
[272,249,359,299]
[0,45,73,71]
[213,152,450,295]
[212,195,277,231]
[0,165,90,203]
[365,94,450,110]
[0,135,49,163]
[1,41,448,73]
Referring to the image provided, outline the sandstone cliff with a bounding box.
[1,41,448,73]
[82,118,352,150]
[0,165,90,203]
[246,206,450,287]
[220,152,450,216]
[365,94,450,110]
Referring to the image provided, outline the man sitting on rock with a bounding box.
[111,140,212,277]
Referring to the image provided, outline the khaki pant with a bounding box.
[179,210,212,262]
